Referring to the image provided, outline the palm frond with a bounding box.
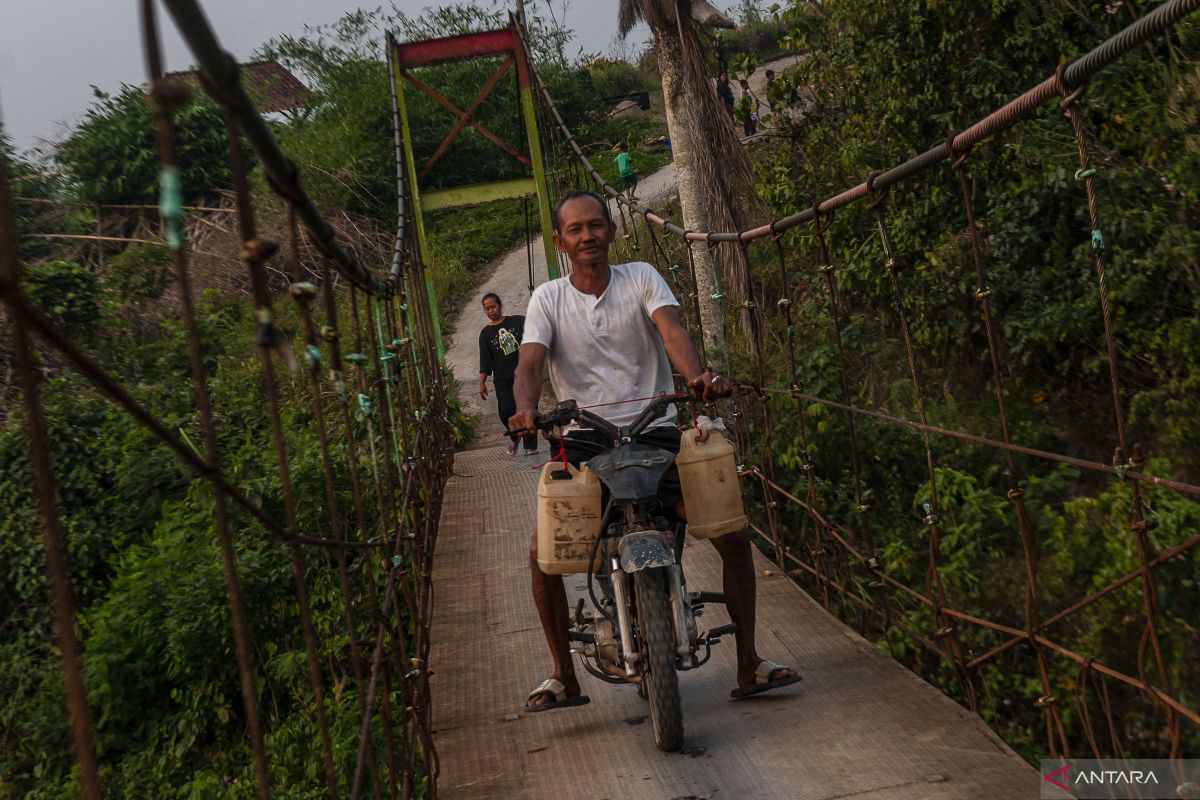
[617,0,643,39]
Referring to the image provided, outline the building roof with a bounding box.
[166,60,310,114]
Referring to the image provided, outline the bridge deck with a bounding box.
[430,447,1039,799]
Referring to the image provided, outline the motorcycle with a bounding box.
[521,395,736,752]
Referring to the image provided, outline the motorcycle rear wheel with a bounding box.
[634,568,683,751]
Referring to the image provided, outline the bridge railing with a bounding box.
[521,0,1200,764]
[1,0,452,797]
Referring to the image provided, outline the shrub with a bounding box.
[587,57,647,99]
[105,242,174,302]
[56,86,231,204]
[22,259,99,336]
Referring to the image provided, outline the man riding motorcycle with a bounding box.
[508,189,801,711]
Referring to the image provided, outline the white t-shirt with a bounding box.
[523,261,680,429]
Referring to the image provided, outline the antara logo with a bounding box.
[1042,758,1199,799]
[1043,764,1070,792]
[1077,770,1160,786]
[1043,763,1163,792]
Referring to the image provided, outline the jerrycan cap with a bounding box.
[550,467,573,480]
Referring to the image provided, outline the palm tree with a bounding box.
[618,0,767,367]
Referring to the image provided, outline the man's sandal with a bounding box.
[730,659,802,699]
[525,678,591,713]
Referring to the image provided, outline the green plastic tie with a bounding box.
[304,345,321,373]
[332,370,348,401]
[346,353,368,364]
[1074,167,1097,181]
[158,166,184,251]
[357,393,374,418]
[380,353,396,363]
[1091,229,1105,253]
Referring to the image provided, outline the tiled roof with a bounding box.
[167,60,310,114]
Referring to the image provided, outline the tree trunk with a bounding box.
[651,17,766,369]
[655,33,726,369]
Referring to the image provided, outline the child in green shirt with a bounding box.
[613,141,638,200]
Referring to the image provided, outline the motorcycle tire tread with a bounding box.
[634,568,684,751]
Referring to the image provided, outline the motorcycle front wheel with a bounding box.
[634,568,683,751]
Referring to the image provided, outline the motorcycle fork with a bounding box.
[610,566,638,677]
[610,506,640,678]
[667,563,695,667]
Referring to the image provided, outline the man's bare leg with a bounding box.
[710,528,796,687]
[527,530,581,707]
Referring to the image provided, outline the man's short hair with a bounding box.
[552,190,612,232]
[482,292,501,307]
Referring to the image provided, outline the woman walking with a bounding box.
[478,293,538,455]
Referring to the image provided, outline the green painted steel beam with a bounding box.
[419,177,537,212]
[389,46,445,362]
[513,33,559,280]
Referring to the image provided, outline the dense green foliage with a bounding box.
[586,57,651,98]
[726,0,1199,761]
[1,2,666,793]
[2,128,66,263]
[0,256,443,795]
[13,0,1195,790]
[56,87,232,204]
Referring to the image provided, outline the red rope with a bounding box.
[530,427,571,471]
[578,392,687,410]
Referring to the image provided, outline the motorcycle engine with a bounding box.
[593,617,619,666]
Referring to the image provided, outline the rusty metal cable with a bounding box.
[1057,70,1181,761]
[159,0,393,294]
[139,1,273,793]
[868,184,980,710]
[526,0,1200,243]
[949,143,1068,755]
[0,119,104,800]
[8,4,449,794]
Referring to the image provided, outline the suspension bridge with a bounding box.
[2,0,1198,798]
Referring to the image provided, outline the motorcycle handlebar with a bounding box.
[503,394,687,441]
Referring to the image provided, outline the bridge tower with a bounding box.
[387,20,559,359]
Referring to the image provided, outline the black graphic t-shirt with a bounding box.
[478,315,526,383]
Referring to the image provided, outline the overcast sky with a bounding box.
[0,1,651,158]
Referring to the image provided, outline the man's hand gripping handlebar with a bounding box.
[505,400,579,443]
